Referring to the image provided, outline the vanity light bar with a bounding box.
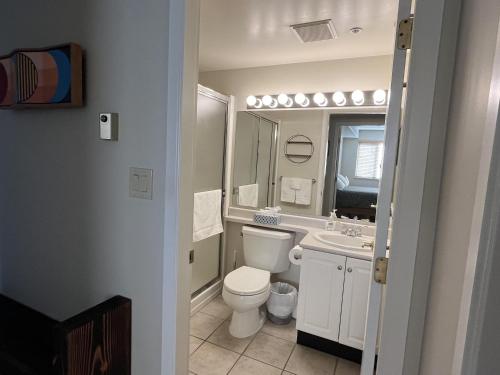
[246,90,388,109]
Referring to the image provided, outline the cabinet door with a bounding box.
[296,249,346,341]
[339,258,372,350]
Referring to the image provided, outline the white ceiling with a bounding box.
[199,0,398,72]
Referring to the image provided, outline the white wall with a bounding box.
[270,110,324,216]
[199,55,393,110]
[418,0,500,373]
[0,2,169,374]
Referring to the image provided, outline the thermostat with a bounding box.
[99,113,119,141]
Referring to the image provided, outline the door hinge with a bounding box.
[374,257,389,284]
[189,249,194,264]
[397,17,414,50]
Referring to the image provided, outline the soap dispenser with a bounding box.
[325,210,336,231]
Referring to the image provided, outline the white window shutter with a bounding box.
[355,142,384,179]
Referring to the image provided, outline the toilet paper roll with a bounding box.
[289,245,304,266]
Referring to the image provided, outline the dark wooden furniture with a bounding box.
[0,294,131,375]
[335,189,378,222]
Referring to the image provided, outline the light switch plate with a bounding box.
[129,167,153,200]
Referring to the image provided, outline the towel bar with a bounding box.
[279,176,316,183]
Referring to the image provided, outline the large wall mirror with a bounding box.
[231,112,278,209]
[230,110,385,221]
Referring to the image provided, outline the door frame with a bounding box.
[452,20,500,375]
[377,0,462,373]
[163,1,462,375]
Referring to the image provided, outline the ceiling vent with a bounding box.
[291,19,338,43]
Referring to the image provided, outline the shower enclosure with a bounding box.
[231,112,278,209]
[191,85,228,296]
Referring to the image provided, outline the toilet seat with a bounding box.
[224,266,270,296]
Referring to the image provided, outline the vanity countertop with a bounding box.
[299,232,374,261]
[225,214,374,261]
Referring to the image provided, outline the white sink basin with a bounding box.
[313,231,373,252]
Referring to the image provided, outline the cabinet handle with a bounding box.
[337,265,343,271]
[347,267,352,273]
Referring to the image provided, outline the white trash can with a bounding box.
[266,282,298,324]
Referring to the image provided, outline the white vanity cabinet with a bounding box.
[296,248,372,349]
[296,249,346,341]
[339,257,372,349]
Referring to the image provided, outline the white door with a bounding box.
[339,258,372,350]
[296,249,346,341]
[361,0,412,373]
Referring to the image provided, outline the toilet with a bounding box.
[222,226,294,338]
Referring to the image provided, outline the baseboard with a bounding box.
[297,330,363,364]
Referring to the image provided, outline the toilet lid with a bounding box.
[224,266,270,296]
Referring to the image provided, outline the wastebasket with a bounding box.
[266,282,298,324]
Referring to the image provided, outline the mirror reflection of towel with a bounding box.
[193,189,223,242]
[238,184,259,207]
[281,177,312,205]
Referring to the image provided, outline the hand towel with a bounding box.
[238,183,259,207]
[280,177,299,203]
[193,189,223,242]
[294,178,313,205]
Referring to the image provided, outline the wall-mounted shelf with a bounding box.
[285,135,314,164]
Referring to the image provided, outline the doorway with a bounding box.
[164,0,462,374]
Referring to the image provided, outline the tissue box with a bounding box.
[254,213,281,225]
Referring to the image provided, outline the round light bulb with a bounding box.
[313,92,328,106]
[246,95,257,107]
[294,93,306,105]
[294,93,310,107]
[278,93,289,105]
[373,89,386,105]
[262,95,273,106]
[332,91,346,106]
[254,98,263,109]
[351,90,365,105]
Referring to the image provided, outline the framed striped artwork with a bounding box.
[0,43,83,109]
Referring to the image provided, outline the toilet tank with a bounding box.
[242,226,294,273]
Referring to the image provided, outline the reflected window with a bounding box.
[355,141,384,180]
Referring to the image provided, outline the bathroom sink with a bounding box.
[313,231,373,252]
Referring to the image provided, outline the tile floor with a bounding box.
[189,295,360,375]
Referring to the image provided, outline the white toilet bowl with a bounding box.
[222,266,271,338]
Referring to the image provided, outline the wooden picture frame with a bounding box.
[0,43,83,109]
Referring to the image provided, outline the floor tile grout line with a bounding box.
[225,352,243,375]
[333,355,339,375]
[282,342,297,373]
[240,353,292,372]
[190,337,204,357]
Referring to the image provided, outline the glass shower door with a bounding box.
[191,87,228,295]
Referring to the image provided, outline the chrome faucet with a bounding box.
[362,240,375,250]
[341,224,362,237]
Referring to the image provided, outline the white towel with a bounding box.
[280,177,312,205]
[193,189,224,242]
[238,184,259,207]
[295,178,313,205]
[280,177,298,203]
